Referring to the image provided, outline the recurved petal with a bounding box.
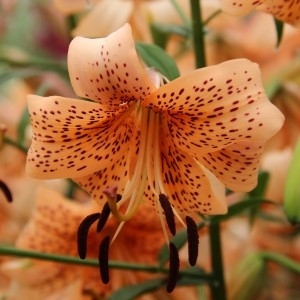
[16,186,93,254]
[160,127,227,216]
[145,59,284,154]
[199,141,265,192]
[68,23,156,109]
[257,0,300,27]
[26,95,136,179]
[1,260,84,300]
[53,0,98,15]
[72,0,133,38]
[219,0,265,15]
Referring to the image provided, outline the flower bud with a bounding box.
[284,138,300,224]
[228,253,265,300]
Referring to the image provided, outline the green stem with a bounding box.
[203,9,222,26]
[209,223,227,300]
[3,136,28,153]
[170,0,191,27]
[189,0,226,298]
[259,251,300,274]
[0,246,213,281]
[190,0,206,68]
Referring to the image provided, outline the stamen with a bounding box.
[159,194,176,236]
[98,236,110,284]
[186,216,199,266]
[107,107,148,222]
[77,213,100,259]
[0,180,12,203]
[167,242,180,293]
[97,194,122,233]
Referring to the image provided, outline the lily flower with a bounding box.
[220,0,300,27]
[26,23,284,286]
[1,186,193,299]
[53,0,152,40]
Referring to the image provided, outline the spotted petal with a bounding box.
[68,23,156,110]
[220,0,300,27]
[16,186,93,253]
[144,59,284,155]
[26,95,137,179]
[219,0,265,15]
[74,155,131,206]
[257,0,300,27]
[199,141,266,192]
[1,260,85,300]
[160,125,227,216]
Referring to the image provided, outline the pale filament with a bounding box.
[109,70,185,245]
[108,105,149,222]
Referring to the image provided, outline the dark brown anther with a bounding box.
[97,194,122,233]
[159,194,176,236]
[77,213,100,259]
[186,216,199,266]
[167,242,180,293]
[98,235,110,284]
[0,180,12,203]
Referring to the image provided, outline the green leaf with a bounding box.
[249,171,270,198]
[176,267,211,286]
[108,278,165,300]
[17,107,30,146]
[151,22,190,49]
[135,42,180,80]
[150,24,171,50]
[211,198,275,224]
[274,18,284,48]
[0,68,42,87]
[248,171,270,224]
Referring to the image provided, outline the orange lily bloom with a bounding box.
[53,0,151,40]
[26,23,284,223]
[1,187,193,299]
[0,187,98,300]
[220,0,300,27]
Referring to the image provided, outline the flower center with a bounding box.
[105,69,174,241]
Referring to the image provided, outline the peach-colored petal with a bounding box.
[26,95,137,179]
[261,148,293,202]
[74,155,132,207]
[68,24,156,109]
[257,0,300,27]
[144,59,284,155]
[220,0,264,15]
[16,186,93,253]
[199,141,265,192]
[2,259,84,300]
[72,0,133,38]
[53,0,98,15]
[1,260,63,286]
[160,126,227,216]
[220,0,300,27]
